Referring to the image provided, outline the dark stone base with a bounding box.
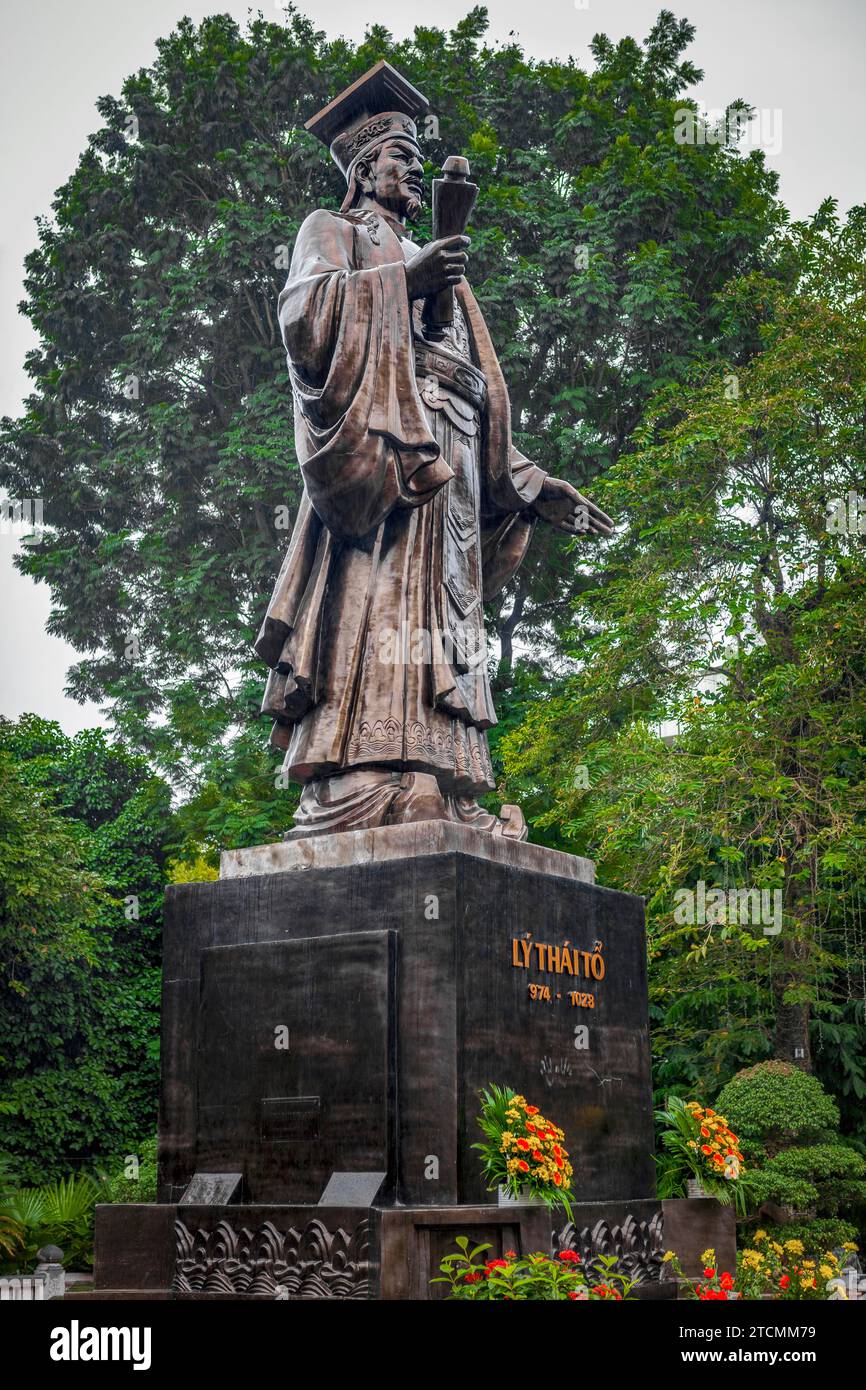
[661,1197,737,1279]
[88,1196,677,1300]
[159,825,656,1209]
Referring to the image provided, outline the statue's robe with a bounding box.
[255,206,546,798]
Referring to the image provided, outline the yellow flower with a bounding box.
[700,1249,715,1265]
[783,1240,804,1255]
[803,1261,816,1270]
[662,1251,677,1263]
[819,1265,833,1280]
[842,1242,858,1252]
[754,1229,767,1243]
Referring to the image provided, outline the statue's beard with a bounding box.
[404,193,422,223]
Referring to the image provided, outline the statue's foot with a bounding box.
[445,794,528,842]
[388,772,450,824]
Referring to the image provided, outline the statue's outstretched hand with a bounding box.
[531,476,613,537]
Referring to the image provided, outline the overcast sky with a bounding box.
[2,0,864,734]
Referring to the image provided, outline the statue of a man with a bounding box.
[255,62,611,840]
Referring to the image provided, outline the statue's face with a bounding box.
[359,138,424,222]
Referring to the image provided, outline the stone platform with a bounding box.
[87,824,665,1299]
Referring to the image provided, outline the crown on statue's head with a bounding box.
[305,60,429,181]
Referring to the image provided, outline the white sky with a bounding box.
[1,0,864,733]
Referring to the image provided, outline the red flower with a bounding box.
[504,1249,517,1259]
[517,1159,530,1172]
[552,1144,563,1159]
[552,1173,562,1186]
[526,1122,536,1133]
[464,1271,483,1284]
[720,1272,734,1290]
[486,1259,509,1270]
[532,1150,543,1161]
[525,1106,539,1115]
[779,1275,790,1290]
[558,1250,581,1263]
[703,1268,715,1279]
[516,1138,530,1151]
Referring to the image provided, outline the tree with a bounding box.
[501,206,866,1099]
[0,716,170,1183]
[0,8,781,789]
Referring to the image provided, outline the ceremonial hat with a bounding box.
[305,60,429,183]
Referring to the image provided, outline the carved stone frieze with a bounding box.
[173,1216,373,1299]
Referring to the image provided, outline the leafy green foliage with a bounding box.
[0,716,169,1184]
[0,1174,100,1272]
[501,207,866,1111]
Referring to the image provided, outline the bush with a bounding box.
[748,1144,866,1217]
[717,1064,866,1232]
[716,1062,839,1152]
[740,1218,860,1263]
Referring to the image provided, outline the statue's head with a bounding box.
[350,136,424,222]
[305,61,429,224]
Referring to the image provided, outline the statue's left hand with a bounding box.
[532,476,613,537]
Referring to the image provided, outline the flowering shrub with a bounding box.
[473,1084,575,1217]
[656,1096,751,1213]
[737,1230,858,1300]
[433,1237,635,1300]
[663,1237,860,1300]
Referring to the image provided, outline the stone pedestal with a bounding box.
[661,1197,738,1279]
[89,824,662,1299]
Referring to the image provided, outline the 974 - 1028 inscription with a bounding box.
[527,983,596,1007]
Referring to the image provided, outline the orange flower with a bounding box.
[701,1144,712,1155]
[532,1150,543,1161]
[516,1138,530,1151]
[525,1106,539,1115]
[553,1173,562,1186]
[517,1159,530,1173]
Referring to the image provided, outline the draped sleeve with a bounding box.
[279,210,453,540]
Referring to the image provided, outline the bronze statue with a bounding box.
[255,62,612,840]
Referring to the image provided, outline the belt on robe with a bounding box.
[414,342,487,412]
